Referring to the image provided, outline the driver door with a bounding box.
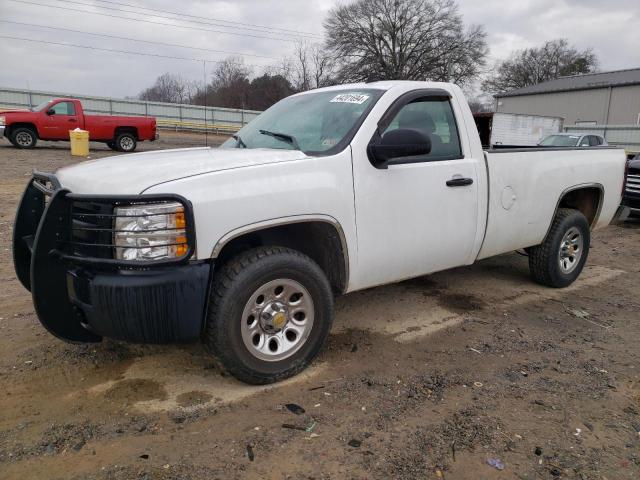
[40,101,79,139]
[350,91,480,289]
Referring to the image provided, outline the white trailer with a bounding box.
[474,112,564,148]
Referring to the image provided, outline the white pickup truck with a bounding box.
[13,81,626,384]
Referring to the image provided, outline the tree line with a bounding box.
[138,0,598,113]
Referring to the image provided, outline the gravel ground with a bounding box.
[0,133,639,479]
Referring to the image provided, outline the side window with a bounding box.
[51,102,76,115]
[588,136,600,146]
[579,136,590,147]
[383,97,462,160]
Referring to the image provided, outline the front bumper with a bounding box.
[615,198,640,223]
[622,196,640,213]
[624,172,640,209]
[67,263,210,343]
[614,205,631,223]
[13,173,211,344]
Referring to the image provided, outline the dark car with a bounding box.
[622,155,640,217]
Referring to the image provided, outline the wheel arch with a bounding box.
[7,122,39,138]
[548,183,604,235]
[114,126,139,139]
[211,216,350,295]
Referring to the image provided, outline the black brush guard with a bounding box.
[13,172,212,344]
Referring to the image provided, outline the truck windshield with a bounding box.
[539,135,580,147]
[221,89,384,155]
[31,101,52,112]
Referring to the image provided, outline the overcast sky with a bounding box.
[0,0,638,99]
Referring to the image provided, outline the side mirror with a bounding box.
[46,109,55,116]
[368,128,432,168]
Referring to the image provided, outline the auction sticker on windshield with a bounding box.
[330,93,370,104]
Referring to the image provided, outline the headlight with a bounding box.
[0,116,5,126]
[113,202,188,261]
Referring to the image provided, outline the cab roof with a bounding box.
[296,80,455,95]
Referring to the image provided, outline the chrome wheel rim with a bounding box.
[558,226,583,274]
[16,132,33,146]
[240,279,314,362]
[120,136,134,150]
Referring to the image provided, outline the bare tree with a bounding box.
[191,57,253,109]
[266,57,295,86]
[293,41,311,91]
[183,78,201,104]
[138,55,298,111]
[483,39,599,94]
[324,0,487,85]
[310,43,335,88]
[210,56,252,90]
[466,97,493,114]
[286,41,336,92]
[138,73,195,103]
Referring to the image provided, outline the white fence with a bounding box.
[0,86,262,134]
[564,124,640,155]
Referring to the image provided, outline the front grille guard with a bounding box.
[60,196,197,266]
[14,172,197,282]
[12,172,199,344]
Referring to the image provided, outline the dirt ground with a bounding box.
[0,132,639,480]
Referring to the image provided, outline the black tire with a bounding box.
[10,127,37,149]
[528,208,590,288]
[106,141,118,151]
[204,246,334,384]
[114,132,137,152]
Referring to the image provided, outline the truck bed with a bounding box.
[477,147,626,260]
[84,114,156,141]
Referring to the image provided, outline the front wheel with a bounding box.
[11,127,37,149]
[528,208,590,288]
[203,247,334,384]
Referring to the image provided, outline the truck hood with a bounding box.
[56,147,308,194]
[0,109,32,115]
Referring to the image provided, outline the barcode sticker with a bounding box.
[330,93,370,104]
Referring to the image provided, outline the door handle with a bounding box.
[446,177,474,187]
[68,118,77,122]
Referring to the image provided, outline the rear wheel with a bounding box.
[203,246,334,384]
[528,208,590,288]
[10,127,37,149]
[114,132,137,152]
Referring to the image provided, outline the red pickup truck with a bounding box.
[0,98,157,152]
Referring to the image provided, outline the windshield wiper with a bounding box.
[231,133,247,148]
[258,129,301,150]
[232,133,247,148]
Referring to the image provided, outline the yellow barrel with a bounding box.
[69,129,90,156]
